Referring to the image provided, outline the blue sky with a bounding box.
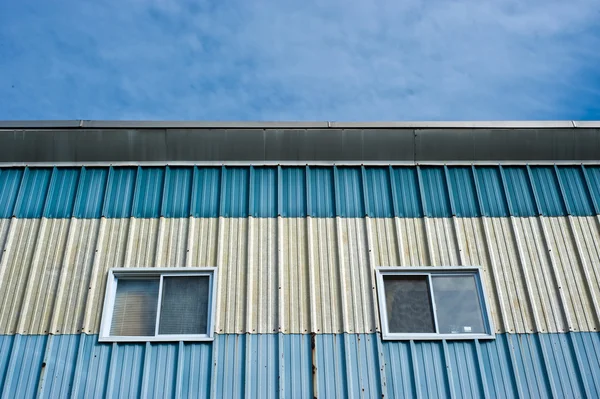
[1,0,600,121]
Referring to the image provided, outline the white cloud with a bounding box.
[0,0,599,120]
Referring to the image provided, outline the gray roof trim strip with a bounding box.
[2,161,600,167]
[0,120,594,129]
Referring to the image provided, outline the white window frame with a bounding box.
[375,266,495,340]
[99,267,217,342]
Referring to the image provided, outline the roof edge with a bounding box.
[1,120,598,129]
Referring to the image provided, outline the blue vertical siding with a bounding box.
[363,167,393,218]
[161,167,193,218]
[280,167,306,217]
[13,168,52,218]
[43,168,81,218]
[73,168,108,218]
[191,167,221,218]
[250,167,277,218]
[335,167,365,217]
[390,167,423,218]
[220,167,249,218]
[0,168,24,218]
[102,167,137,218]
[447,167,481,217]
[583,166,600,215]
[132,167,165,218]
[474,167,509,217]
[2,165,600,219]
[308,167,335,217]
[419,167,452,217]
[501,167,537,217]
[1,333,600,398]
[529,166,567,216]
[557,166,595,216]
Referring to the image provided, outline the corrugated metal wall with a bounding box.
[1,164,600,398]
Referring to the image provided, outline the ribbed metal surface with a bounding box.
[3,165,600,219]
[1,332,599,398]
[2,216,600,335]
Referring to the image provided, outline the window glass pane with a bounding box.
[384,275,435,333]
[110,279,159,336]
[432,275,485,334]
[159,276,210,335]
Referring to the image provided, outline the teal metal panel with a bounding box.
[556,166,594,216]
[529,167,567,216]
[43,168,81,218]
[280,167,306,217]
[13,168,52,218]
[363,167,393,218]
[583,166,600,215]
[0,168,24,218]
[502,167,537,217]
[390,167,423,218]
[102,167,137,218]
[73,168,108,219]
[250,167,277,218]
[132,167,165,218]
[419,167,452,218]
[161,167,193,218]
[190,167,221,218]
[335,167,365,217]
[473,167,509,217]
[447,167,481,217]
[307,167,335,217]
[220,167,249,218]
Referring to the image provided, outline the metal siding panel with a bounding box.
[502,167,537,217]
[448,167,480,217]
[530,167,567,216]
[335,167,365,217]
[308,167,337,218]
[161,167,193,218]
[281,218,311,334]
[585,166,600,213]
[0,168,24,218]
[221,167,249,217]
[390,167,423,218]
[14,168,52,218]
[544,217,599,332]
[132,167,165,218]
[510,217,566,333]
[474,166,509,217]
[310,218,343,333]
[250,167,277,218]
[44,168,80,218]
[0,219,42,334]
[280,167,307,218]
[102,167,137,218]
[190,167,221,218]
[363,167,393,218]
[557,166,594,216]
[420,167,452,217]
[0,333,599,398]
[308,167,335,217]
[0,334,47,399]
[73,168,108,218]
[412,340,451,398]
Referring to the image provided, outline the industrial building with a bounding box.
[1,121,600,398]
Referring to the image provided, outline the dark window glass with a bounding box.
[159,276,210,335]
[384,275,435,333]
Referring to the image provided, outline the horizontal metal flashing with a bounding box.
[0,120,589,129]
[0,121,599,162]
